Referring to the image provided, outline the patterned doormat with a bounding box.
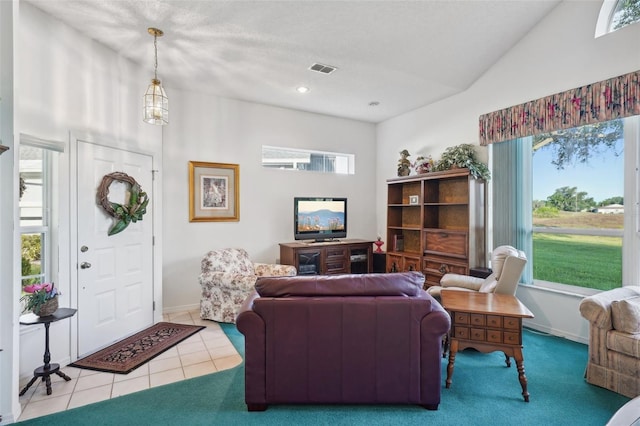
[69,322,205,374]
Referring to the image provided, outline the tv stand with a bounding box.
[280,239,373,275]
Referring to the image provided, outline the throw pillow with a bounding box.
[611,296,640,334]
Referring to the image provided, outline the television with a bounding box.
[294,197,347,242]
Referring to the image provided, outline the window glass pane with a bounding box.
[609,0,640,31]
[20,145,45,227]
[21,233,45,288]
[19,141,56,295]
[532,119,623,290]
[262,145,355,175]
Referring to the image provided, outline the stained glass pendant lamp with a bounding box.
[143,27,168,125]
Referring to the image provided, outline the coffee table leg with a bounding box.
[446,340,458,388]
[514,348,529,402]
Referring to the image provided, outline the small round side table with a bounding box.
[19,307,77,396]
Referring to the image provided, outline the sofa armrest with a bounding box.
[254,263,297,277]
[580,286,640,330]
[237,290,261,316]
[236,290,267,406]
[579,296,613,330]
[420,299,451,407]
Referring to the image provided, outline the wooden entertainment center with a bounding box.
[279,239,374,275]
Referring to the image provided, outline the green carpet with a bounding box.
[18,325,630,426]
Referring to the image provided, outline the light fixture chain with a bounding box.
[153,34,158,80]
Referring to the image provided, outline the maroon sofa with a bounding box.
[236,272,451,411]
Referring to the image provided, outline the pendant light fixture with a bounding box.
[143,27,168,125]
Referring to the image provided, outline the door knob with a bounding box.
[80,262,92,269]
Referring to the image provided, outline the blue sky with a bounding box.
[532,139,624,203]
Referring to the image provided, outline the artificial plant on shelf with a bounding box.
[21,282,60,316]
[434,143,491,180]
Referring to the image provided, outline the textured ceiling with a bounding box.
[26,0,561,123]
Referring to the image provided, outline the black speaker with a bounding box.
[372,252,386,273]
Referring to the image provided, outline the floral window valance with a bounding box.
[479,70,640,145]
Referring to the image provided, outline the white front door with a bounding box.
[77,142,154,356]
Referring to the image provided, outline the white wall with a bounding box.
[376,1,640,343]
[0,1,18,421]
[4,2,163,420]
[162,91,377,311]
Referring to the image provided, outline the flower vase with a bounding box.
[35,297,58,317]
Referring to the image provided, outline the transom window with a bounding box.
[262,145,355,175]
[595,0,640,37]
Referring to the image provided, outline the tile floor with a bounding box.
[18,309,242,421]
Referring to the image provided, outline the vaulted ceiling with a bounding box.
[27,0,561,123]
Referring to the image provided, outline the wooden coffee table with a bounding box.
[440,290,534,402]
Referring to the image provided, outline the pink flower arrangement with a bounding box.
[413,155,434,174]
[21,282,60,314]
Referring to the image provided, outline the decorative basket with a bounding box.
[35,297,59,317]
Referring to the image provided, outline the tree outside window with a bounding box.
[610,0,640,31]
[532,120,624,291]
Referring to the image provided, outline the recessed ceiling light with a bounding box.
[369,101,380,107]
[297,86,310,93]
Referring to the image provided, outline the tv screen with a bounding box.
[294,197,347,242]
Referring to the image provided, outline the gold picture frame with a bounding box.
[188,161,239,222]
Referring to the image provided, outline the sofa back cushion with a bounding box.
[611,296,640,334]
[255,272,424,297]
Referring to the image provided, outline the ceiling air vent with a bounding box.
[309,63,337,74]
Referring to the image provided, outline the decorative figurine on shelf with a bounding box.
[390,262,398,273]
[397,149,411,176]
[374,237,384,253]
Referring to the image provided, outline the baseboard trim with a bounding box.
[524,321,588,345]
[162,303,200,315]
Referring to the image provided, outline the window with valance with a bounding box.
[479,71,639,146]
[481,70,639,292]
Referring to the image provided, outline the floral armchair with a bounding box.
[199,248,297,323]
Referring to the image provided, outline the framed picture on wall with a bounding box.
[188,161,239,222]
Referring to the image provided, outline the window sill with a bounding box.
[522,280,601,298]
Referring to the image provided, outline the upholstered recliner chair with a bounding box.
[199,248,296,323]
[579,286,640,398]
[427,245,527,299]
